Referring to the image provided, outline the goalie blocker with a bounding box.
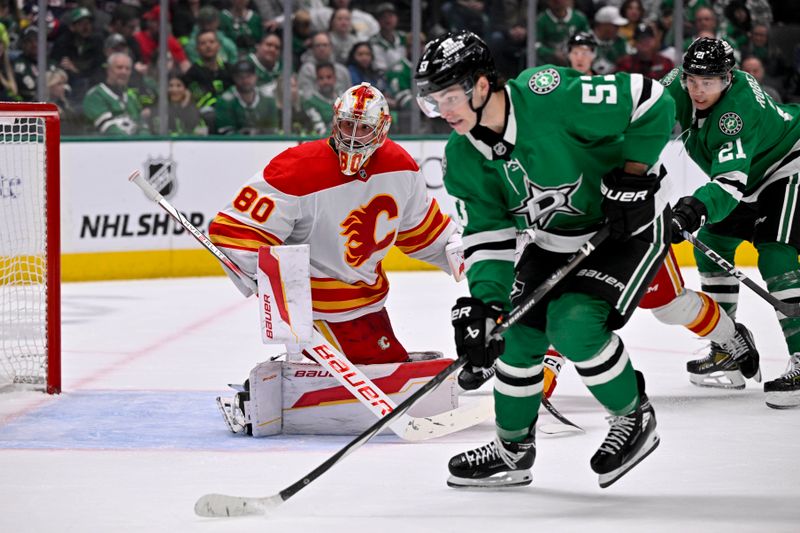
[218,353,457,436]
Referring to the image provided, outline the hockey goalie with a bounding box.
[209,83,473,437]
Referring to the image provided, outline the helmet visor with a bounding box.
[680,72,730,92]
[415,79,473,118]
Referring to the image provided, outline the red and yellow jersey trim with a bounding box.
[208,212,282,251]
[311,265,390,314]
[394,200,450,255]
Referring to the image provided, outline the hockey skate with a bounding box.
[590,392,659,488]
[687,323,761,389]
[216,380,251,435]
[447,433,536,488]
[457,363,495,391]
[764,354,800,409]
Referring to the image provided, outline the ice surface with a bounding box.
[1,270,798,532]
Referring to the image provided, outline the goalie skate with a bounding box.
[447,433,535,488]
[216,381,251,435]
[687,323,760,389]
[765,354,800,409]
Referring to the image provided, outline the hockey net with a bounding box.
[0,103,60,393]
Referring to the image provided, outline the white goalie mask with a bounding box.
[332,83,392,176]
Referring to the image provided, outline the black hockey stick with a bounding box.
[195,226,610,517]
[682,231,800,317]
[541,397,584,432]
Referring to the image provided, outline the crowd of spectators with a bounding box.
[0,0,797,137]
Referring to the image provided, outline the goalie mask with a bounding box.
[332,83,392,176]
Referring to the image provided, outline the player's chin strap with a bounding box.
[468,80,500,126]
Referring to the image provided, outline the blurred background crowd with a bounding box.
[0,0,797,137]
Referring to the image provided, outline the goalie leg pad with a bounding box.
[248,361,283,437]
[237,357,458,436]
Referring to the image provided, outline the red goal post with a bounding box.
[0,102,61,394]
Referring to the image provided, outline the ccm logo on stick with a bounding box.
[311,344,394,415]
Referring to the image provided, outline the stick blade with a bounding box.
[401,396,494,441]
[194,493,283,518]
[539,423,584,436]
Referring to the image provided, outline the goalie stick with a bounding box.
[194,226,610,517]
[682,230,800,317]
[128,170,491,441]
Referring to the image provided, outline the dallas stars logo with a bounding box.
[529,68,561,95]
[719,112,743,136]
[510,178,584,229]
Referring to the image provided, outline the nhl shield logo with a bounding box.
[529,68,561,95]
[718,112,743,136]
[144,156,178,199]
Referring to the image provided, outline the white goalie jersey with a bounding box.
[209,138,457,321]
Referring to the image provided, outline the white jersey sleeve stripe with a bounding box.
[709,173,746,202]
[465,249,516,270]
[462,227,517,248]
[630,74,664,124]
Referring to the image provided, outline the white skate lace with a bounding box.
[696,342,729,361]
[464,436,525,469]
[722,329,753,360]
[598,414,637,454]
[780,355,800,379]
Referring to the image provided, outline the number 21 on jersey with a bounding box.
[718,139,747,163]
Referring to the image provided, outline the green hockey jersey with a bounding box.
[444,66,675,306]
[661,67,800,223]
[82,82,148,135]
[214,85,279,135]
[302,90,336,136]
[536,9,590,65]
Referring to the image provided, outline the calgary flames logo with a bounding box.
[340,194,399,267]
[350,84,375,115]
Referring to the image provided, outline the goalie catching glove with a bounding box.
[451,297,505,368]
[601,165,665,240]
[670,196,708,244]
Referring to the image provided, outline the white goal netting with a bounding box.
[0,115,51,388]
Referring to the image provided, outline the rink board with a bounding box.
[57,138,757,281]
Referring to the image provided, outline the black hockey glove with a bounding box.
[670,196,708,244]
[451,297,505,368]
[601,166,665,241]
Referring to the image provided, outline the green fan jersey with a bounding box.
[536,9,590,65]
[220,9,263,51]
[302,90,336,136]
[214,85,279,135]
[661,67,800,223]
[82,82,148,135]
[444,66,675,306]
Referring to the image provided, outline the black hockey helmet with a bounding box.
[567,31,597,51]
[414,30,497,98]
[682,37,735,77]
